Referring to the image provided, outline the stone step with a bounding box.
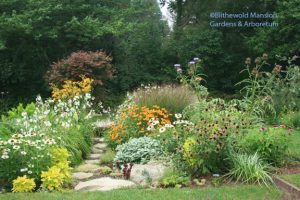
[74,177,135,191]
[89,153,102,160]
[92,147,104,154]
[85,160,99,165]
[93,143,107,150]
[93,120,114,129]
[75,164,102,173]
[93,137,104,144]
[72,172,94,181]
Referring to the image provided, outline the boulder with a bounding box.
[130,163,167,185]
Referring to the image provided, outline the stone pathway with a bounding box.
[72,122,135,191]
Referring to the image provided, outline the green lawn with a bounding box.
[281,173,300,188]
[0,186,281,200]
[289,130,300,159]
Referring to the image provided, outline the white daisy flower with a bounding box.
[147,126,154,131]
[20,168,28,172]
[175,113,182,119]
[1,155,9,159]
[159,127,166,133]
[164,124,174,128]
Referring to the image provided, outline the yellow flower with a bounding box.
[183,137,197,167]
[50,76,93,100]
[12,175,36,193]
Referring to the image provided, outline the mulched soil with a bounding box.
[277,163,300,175]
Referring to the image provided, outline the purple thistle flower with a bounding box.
[189,61,196,65]
[193,57,200,62]
[174,64,181,68]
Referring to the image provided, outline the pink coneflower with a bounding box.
[272,125,279,128]
[260,127,267,131]
[174,64,182,74]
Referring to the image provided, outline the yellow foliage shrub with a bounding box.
[12,175,36,193]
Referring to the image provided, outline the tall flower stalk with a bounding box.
[174,58,207,101]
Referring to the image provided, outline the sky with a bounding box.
[157,0,174,28]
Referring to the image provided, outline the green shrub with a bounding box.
[113,137,163,165]
[157,169,190,188]
[133,84,197,114]
[99,149,116,165]
[100,166,112,175]
[226,153,273,186]
[281,111,300,129]
[237,127,290,166]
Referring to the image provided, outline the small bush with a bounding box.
[46,51,114,87]
[157,169,190,188]
[100,166,113,175]
[113,137,163,165]
[281,111,300,129]
[226,153,273,186]
[99,149,116,165]
[133,85,197,114]
[237,127,290,166]
[12,176,36,193]
[41,166,65,191]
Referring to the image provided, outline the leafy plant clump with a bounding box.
[99,149,116,165]
[157,169,190,188]
[226,153,273,186]
[237,127,290,166]
[113,137,163,165]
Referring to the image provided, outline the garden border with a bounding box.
[273,176,300,199]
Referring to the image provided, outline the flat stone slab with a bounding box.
[75,164,101,173]
[72,172,94,180]
[93,120,114,129]
[94,143,107,149]
[89,153,102,159]
[92,148,104,154]
[85,160,99,165]
[75,177,135,191]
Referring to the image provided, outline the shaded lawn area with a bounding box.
[0,186,281,200]
[289,130,300,159]
[281,173,300,188]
